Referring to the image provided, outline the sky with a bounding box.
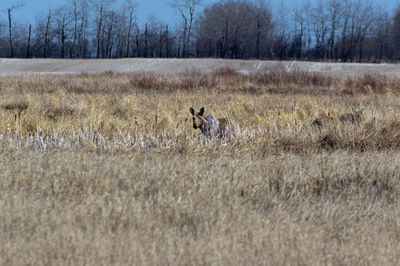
[1,0,399,26]
[1,0,184,25]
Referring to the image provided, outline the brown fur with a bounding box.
[312,109,364,128]
[339,109,364,123]
[190,107,240,140]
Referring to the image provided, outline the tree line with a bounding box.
[1,0,399,62]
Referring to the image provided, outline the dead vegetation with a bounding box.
[1,67,400,265]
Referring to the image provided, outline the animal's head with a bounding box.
[189,107,205,130]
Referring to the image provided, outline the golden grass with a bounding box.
[1,68,400,265]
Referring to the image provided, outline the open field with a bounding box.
[2,58,400,77]
[1,64,400,264]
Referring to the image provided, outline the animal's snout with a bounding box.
[192,117,198,129]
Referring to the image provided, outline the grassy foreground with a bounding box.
[1,68,400,265]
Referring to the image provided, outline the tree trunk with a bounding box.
[126,10,133,57]
[177,34,181,58]
[72,5,78,58]
[159,29,163,58]
[8,9,14,58]
[256,19,261,59]
[96,6,103,59]
[223,20,228,58]
[341,12,350,61]
[165,25,169,58]
[181,16,188,57]
[234,24,240,59]
[61,16,66,58]
[144,24,148,58]
[186,7,194,57]
[135,28,140,57]
[78,9,86,58]
[26,24,31,58]
[105,15,114,58]
[44,11,51,58]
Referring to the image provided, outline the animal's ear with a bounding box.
[199,107,205,116]
[189,107,195,115]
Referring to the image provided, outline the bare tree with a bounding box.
[142,16,169,58]
[7,8,14,58]
[78,0,89,58]
[92,0,116,58]
[255,0,272,59]
[134,23,140,57]
[392,5,400,59]
[95,4,104,58]
[292,5,307,59]
[66,0,89,58]
[43,9,52,58]
[171,0,202,57]
[368,10,391,62]
[67,0,79,57]
[272,2,291,59]
[196,0,272,59]
[338,0,351,61]
[0,0,395,61]
[165,25,170,58]
[26,24,31,58]
[355,2,374,62]
[144,23,148,57]
[327,0,341,60]
[310,2,329,59]
[54,6,72,58]
[124,0,137,57]
[104,11,115,58]
[6,2,25,58]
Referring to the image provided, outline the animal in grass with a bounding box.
[312,108,365,127]
[311,112,334,127]
[339,108,365,124]
[189,107,240,140]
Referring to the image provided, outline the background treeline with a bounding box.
[1,0,400,62]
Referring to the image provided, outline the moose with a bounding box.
[189,107,240,140]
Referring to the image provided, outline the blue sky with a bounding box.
[2,0,183,25]
[1,0,399,26]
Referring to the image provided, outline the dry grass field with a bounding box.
[1,66,400,265]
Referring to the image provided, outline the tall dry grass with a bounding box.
[1,67,400,265]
